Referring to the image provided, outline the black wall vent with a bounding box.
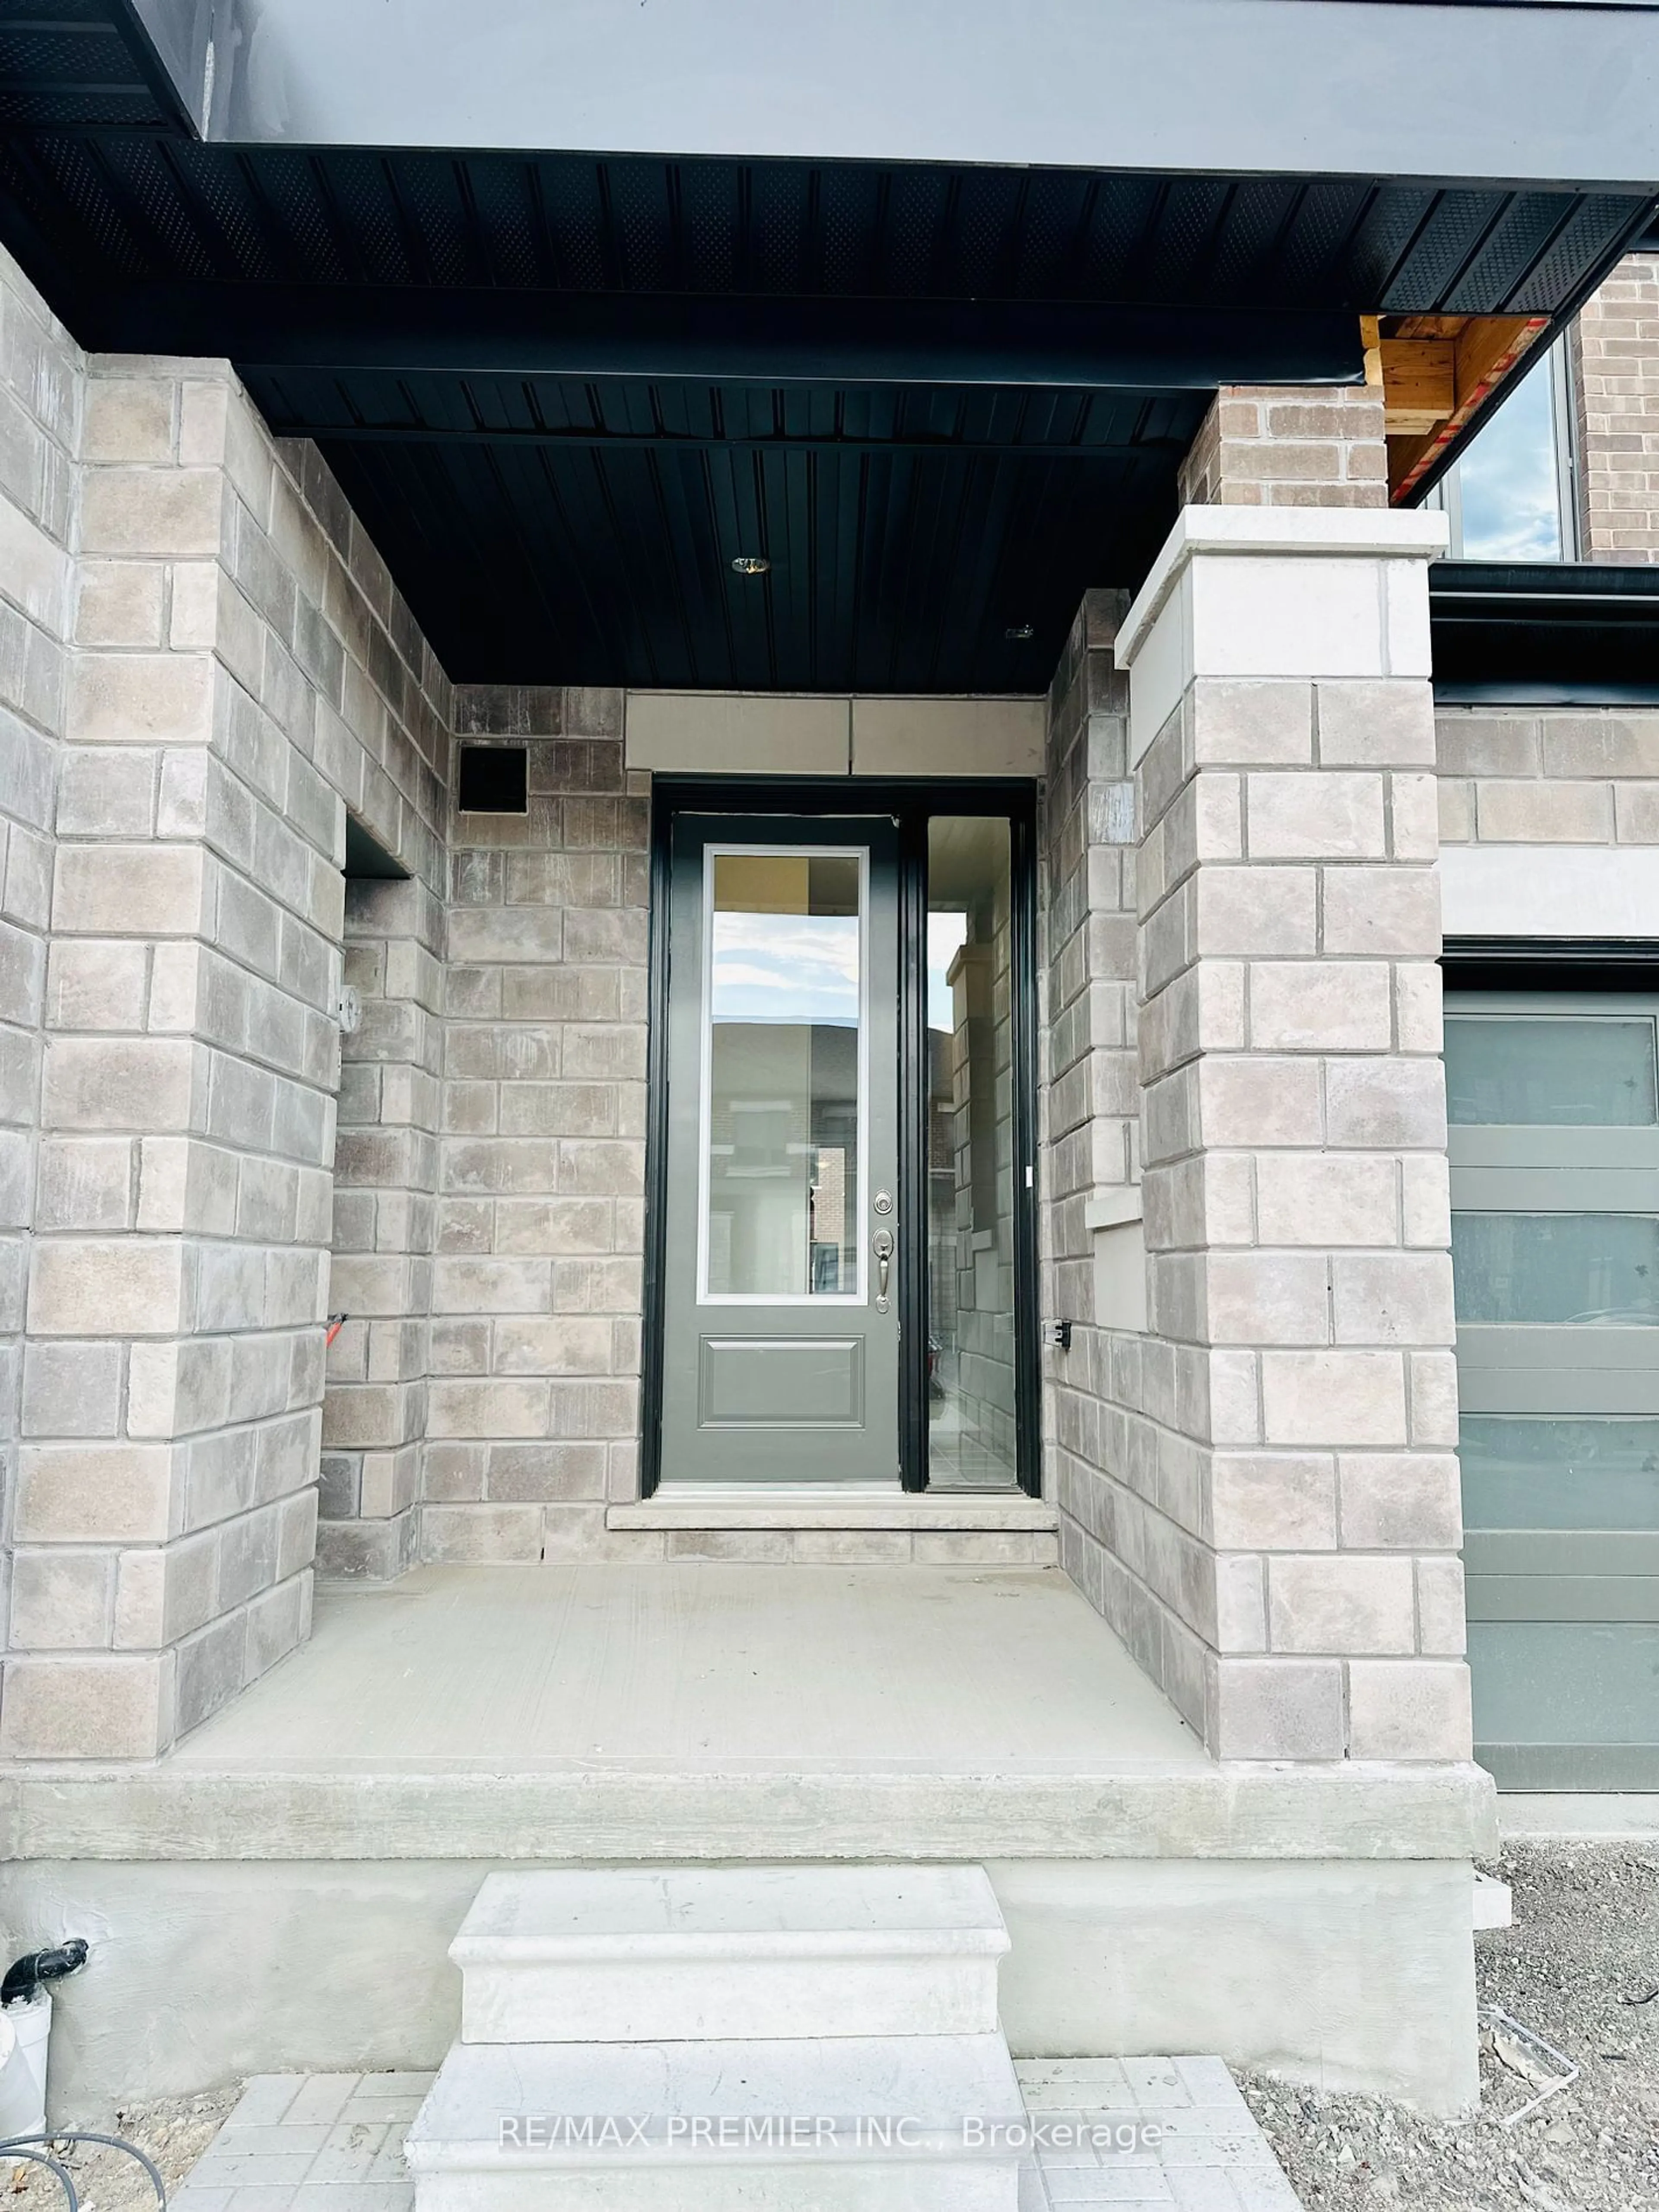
[458,744,528,814]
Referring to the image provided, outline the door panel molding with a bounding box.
[697,1335,866,1427]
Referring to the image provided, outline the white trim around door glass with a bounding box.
[695,842,870,1307]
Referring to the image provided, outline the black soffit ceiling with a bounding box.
[0,3,1653,689]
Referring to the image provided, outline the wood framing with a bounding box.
[1372,311,1553,501]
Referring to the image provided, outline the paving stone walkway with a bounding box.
[169,2056,1303,2211]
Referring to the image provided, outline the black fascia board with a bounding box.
[1443,939,1659,992]
[192,0,1659,189]
[64,285,1367,391]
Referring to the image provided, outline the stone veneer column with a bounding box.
[6,352,450,1757]
[0,251,80,1676]
[1115,504,1470,1761]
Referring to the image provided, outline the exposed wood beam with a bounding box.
[1379,338,1455,435]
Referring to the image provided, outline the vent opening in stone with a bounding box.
[458,744,528,814]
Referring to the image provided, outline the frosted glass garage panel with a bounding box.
[1460,1415,1659,1531]
[1444,1015,1658,1127]
[1471,1620,1659,1747]
[1452,1212,1659,1326]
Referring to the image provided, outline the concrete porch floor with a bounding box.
[171,1563,1206,1777]
[0,1561,1493,1863]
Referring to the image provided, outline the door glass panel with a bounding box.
[1452,1212,1659,1325]
[1461,1414,1659,1530]
[1445,1015,1659,1126]
[926,817,1018,1490]
[702,849,863,1301]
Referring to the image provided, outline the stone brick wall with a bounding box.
[0,245,80,1681]
[1178,386,1388,511]
[319,870,443,1577]
[1437,704,1659,848]
[1571,252,1659,561]
[1040,592,1173,1665]
[427,686,648,1560]
[3,315,452,1755]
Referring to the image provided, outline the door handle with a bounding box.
[872,1227,895,1304]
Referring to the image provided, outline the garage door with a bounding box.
[1446,990,1659,1789]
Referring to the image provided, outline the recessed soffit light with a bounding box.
[731,554,772,576]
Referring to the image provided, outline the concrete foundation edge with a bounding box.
[6,1856,1479,2121]
[0,1761,1499,1862]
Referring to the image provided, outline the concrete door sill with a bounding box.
[609,1490,1057,1532]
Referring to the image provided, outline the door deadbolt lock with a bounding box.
[872,1226,895,1308]
[873,1189,893,1216]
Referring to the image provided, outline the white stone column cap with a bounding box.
[1118,504,1450,670]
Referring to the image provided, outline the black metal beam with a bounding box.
[72,283,1366,390]
[1430,561,1659,705]
[289,423,1191,460]
[1432,560,1659,603]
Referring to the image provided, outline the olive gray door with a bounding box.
[659,814,901,1484]
[1446,989,1659,1789]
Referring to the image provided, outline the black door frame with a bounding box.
[641,775,1041,1497]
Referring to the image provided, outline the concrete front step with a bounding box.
[452,1866,1009,2043]
[405,2033,1029,2212]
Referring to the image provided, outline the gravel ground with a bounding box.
[4,2086,241,2212]
[1243,1841,1659,2210]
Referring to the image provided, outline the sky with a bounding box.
[710,908,860,1025]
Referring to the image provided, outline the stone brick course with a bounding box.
[1178,386,1388,512]
[1437,703,1659,851]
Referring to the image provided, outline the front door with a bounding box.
[660,815,902,1483]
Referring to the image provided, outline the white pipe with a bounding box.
[0,1997,51,2140]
